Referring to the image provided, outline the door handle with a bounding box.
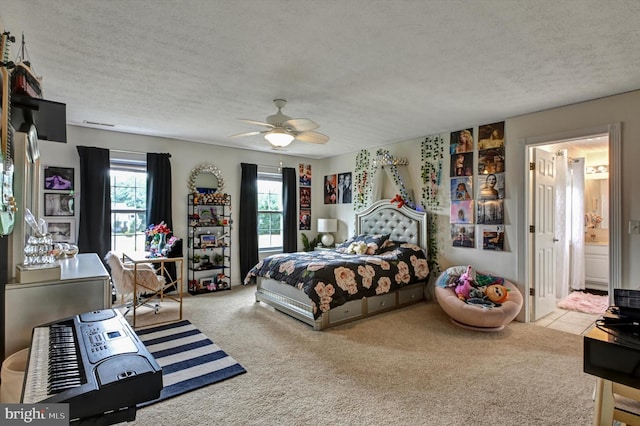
[552,238,559,242]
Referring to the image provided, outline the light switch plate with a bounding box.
[630,220,640,234]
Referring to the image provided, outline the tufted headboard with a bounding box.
[355,199,428,249]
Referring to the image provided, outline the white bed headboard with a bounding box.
[355,199,428,249]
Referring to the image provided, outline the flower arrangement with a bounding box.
[145,221,172,253]
[585,213,603,229]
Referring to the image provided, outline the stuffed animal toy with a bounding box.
[454,265,475,300]
[390,194,405,209]
[485,284,509,304]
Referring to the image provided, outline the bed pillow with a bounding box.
[336,234,390,255]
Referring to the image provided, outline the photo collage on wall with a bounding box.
[299,164,312,230]
[324,172,352,205]
[43,165,76,244]
[449,121,506,250]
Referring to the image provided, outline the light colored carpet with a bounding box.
[130,284,596,425]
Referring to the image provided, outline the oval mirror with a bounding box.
[188,164,225,194]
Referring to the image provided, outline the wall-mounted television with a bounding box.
[11,95,67,143]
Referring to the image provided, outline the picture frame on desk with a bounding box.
[45,218,76,243]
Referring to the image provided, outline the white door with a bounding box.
[532,148,558,321]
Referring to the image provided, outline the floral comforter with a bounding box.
[244,242,429,319]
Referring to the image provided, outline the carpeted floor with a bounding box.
[557,291,609,315]
[128,284,597,425]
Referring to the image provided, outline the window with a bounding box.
[257,172,283,251]
[110,156,147,252]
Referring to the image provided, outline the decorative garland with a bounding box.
[188,163,225,194]
[353,150,373,212]
[375,149,414,208]
[420,135,445,282]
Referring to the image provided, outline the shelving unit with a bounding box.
[187,192,231,295]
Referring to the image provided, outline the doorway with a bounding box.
[523,123,621,323]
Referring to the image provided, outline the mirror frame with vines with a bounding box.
[188,163,225,194]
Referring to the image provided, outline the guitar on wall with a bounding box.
[0,30,16,235]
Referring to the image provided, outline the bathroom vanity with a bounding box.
[585,243,609,291]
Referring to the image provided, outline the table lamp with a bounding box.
[317,218,337,247]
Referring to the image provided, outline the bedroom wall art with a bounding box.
[421,135,444,211]
[323,174,337,204]
[353,150,373,212]
[482,225,504,251]
[451,224,474,248]
[299,163,312,230]
[420,134,445,281]
[374,149,414,208]
[337,172,352,204]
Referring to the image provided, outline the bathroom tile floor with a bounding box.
[533,307,600,335]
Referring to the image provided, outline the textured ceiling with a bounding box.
[1,0,639,159]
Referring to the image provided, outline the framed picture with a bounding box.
[45,219,76,243]
[200,234,217,247]
[44,193,75,216]
[324,174,337,204]
[44,166,74,190]
[337,172,352,204]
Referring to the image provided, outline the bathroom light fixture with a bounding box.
[317,218,337,247]
[586,164,608,174]
[265,129,294,147]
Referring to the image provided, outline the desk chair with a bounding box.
[104,251,166,315]
[594,378,640,426]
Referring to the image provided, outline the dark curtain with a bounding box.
[146,153,173,230]
[239,163,258,280]
[146,153,177,288]
[76,146,111,259]
[282,167,297,253]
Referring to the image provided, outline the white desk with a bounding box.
[4,253,111,359]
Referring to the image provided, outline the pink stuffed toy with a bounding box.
[454,265,474,301]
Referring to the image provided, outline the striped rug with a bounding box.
[135,320,246,407]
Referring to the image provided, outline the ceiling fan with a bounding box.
[230,99,329,148]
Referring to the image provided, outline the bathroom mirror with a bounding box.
[585,176,608,229]
[188,163,225,194]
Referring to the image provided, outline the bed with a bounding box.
[247,199,429,330]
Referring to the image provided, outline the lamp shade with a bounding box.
[265,129,294,147]
[317,218,337,233]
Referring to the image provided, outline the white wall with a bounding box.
[323,90,640,321]
[31,89,640,298]
[35,126,321,286]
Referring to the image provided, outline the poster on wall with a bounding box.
[478,147,505,174]
[451,224,474,248]
[477,173,505,200]
[299,163,312,187]
[450,128,474,154]
[482,225,505,251]
[299,209,311,230]
[450,152,473,177]
[477,199,504,225]
[337,172,352,204]
[450,200,474,224]
[324,174,337,204]
[450,177,472,201]
[300,187,310,209]
[478,122,505,150]
[299,164,312,229]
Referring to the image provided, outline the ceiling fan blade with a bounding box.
[238,119,274,128]
[283,118,319,132]
[229,131,263,138]
[295,131,330,144]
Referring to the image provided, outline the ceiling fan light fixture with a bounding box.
[265,129,294,147]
